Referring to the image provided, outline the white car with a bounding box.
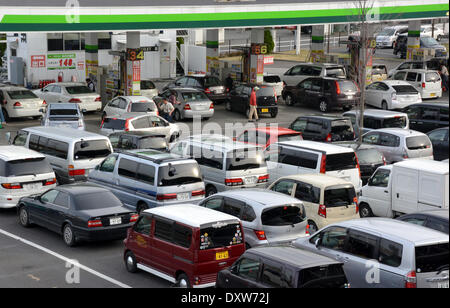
[102,96,158,120]
[33,82,101,112]
[421,25,445,41]
[364,80,422,110]
[0,86,46,120]
[262,74,284,99]
[140,80,159,99]
[376,26,408,48]
[390,69,442,99]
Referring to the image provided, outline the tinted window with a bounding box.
[130,102,156,113]
[345,230,378,259]
[261,264,283,288]
[422,107,439,121]
[1,157,53,177]
[325,67,346,78]
[324,187,356,207]
[290,119,307,132]
[202,198,223,211]
[157,163,202,187]
[73,191,122,210]
[118,158,138,179]
[314,227,347,251]
[74,140,111,160]
[392,85,418,94]
[271,180,295,196]
[406,72,418,82]
[222,198,243,218]
[41,190,59,203]
[226,149,266,171]
[406,136,431,150]
[299,264,348,288]
[325,153,357,172]
[102,118,126,130]
[380,133,400,147]
[241,205,257,222]
[173,224,192,248]
[99,155,117,173]
[65,86,93,94]
[415,244,449,273]
[295,182,321,203]
[236,258,261,281]
[204,76,222,87]
[49,108,78,116]
[54,192,70,208]
[200,223,243,250]
[134,215,152,235]
[256,87,276,97]
[263,75,281,83]
[379,239,403,267]
[46,139,69,159]
[7,90,38,99]
[382,116,407,129]
[141,80,156,90]
[136,163,155,185]
[154,219,173,243]
[279,148,318,169]
[261,205,305,226]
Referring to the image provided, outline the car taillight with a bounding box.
[210,103,214,110]
[1,183,22,189]
[225,178,244,186]
[422,82,426,89]
[130,214,139,223]
[325,133,332,142]
[156,193,177,201]
[383,156,387,165]
[184,104,191,110]
[205,88,211,94]
[391,92,397,101]
[353,197,359,214]
[254,230,267,241]
[318,204,327,218]
[405,271,417,288]
[258,175,269,183]
[43,178,57,186]
[69,98,82,103]
[305,224,310,235]
[335,81,341,95]
[95,97,101,102]
[125,118,132,132]
[68,165,85,177]
[320,154,327,174]
[402,149,409,159]
[88,219,103,228]
[13,102,22,108]
[192,190,205,197]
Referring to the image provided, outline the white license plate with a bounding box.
[244,176,258,185]
[110,217,122,225]
[347,95,354,100]
[438,281,449,288]
[23,183,42,191]
[177,192,190,201]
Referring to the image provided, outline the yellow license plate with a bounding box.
[430,93,436,97]
[261,109,269,113]
[216,251,229,260]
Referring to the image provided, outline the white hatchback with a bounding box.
[0,86,46,120]
[365,80,422,110]
[102,96,158,120]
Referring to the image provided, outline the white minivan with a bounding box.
[265,140,362,192]
[0,146,56,208]
[10,127,113,184]
[391,69,442,99]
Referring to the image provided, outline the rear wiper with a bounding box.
[437,264,449,275]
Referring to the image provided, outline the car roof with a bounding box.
[166,87,203,93]
[119,96,154,102]
[296,115,351,121]
[0,145,46,161]
[374,128,427,137]
[214,189,303,208]
[343,109,408,118]
[381,80,414,86]
[275,174,354,188]
[294,62,343,68]
[248,245,341,269]
[245,127,301,136]
[0,86,33,91]
[56,183,111,195]
[188,134,261,152]
[277,140,355,155]
[49,82,85,87]
[48,103,79,109]
[109,131,166,138]
[393,159,449,175]
[104,113,160,120]
[395,69,440,74]
[336,218,449,246]
[144,204,240,228]
[122,149,192,165]
[334,142,379,152]
[403,209,449,220]
[22,126,109,142]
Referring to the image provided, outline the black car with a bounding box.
[226,83,278,118]
[394,34,448,59]
[17,184,138,247]
[163,75,229,103]
[289,116,355,142]
[282,77,360,112]
[335,142,386,185]
[397,210,449,234]
[427,127,449,161]
[216,245,349,288]
[108,131,168,152]
[401,103,449,133]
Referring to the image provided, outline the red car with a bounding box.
[235,127,303,150]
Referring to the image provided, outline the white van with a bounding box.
[359,159,449,218]
[265,140,362,192]
[0,146,56,208]
[391,69,442,99]
[10,127,113,184]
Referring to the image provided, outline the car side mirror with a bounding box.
[82,109,87,113]
[230,264,239,274]
[39,108,45,113]
[315,238,322,248]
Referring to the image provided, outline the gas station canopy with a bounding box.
[0,0,448,32]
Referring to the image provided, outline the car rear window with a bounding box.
[277,134,302,143]
[356,149,384,165]
[199,222,243,250]
[261,205,306,226]
[65,86,93,94]
[130,102,156,112]
[406,136,432,150]
[181,92,209,102]
[325,152,357,172]
[382,116,407,128]
[204,76,222,87]
[157,163,203,187]
[324,186,356,207]
[392,85,419,94]
[256,87,276,97]
[264,75,281,83]
[298,264,348,288]
[426,72,440,82]
[415,243,449,273]
[331,120,354,140]
[0,157,53,177]
[7,90,38,99]
[73,191,123,210]
[102,118,126,130]
[337,80,358,92]
[226,149,266,171]
[141,80,156,90]
[325,67,346,78]
[139,137,168,150]
[49,109,78,116]
[73,140,112,161]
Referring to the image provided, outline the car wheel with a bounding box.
[177,273,191,288]
[205,185,217,197]
[225,100,232,111]
[18,206,31,228]
[319,99,329,113]
[359,203,374,218]
[381,101,388,110]
[285,94,295,106]
[308,221,319,235]
[173,109,181,122]
[125,251,138,273]
[270,109,278,118]
[63,224,77,247]
[245,243,251,250]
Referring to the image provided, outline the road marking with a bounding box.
[0,228,132,288]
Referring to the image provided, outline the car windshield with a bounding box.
[199,223,243,250]
[130,102,156,112]
[392,85,419,94]
[298,264,348,288]
[181,92,209,102]
[73,140,112,160]
[325,67,346,78]
[102,118,126,130]
[421,37,440,47]
[7,90,38,99]
[263,75,281,83]
[406,136,432,150]
[356,148,384,164]
[256,87,275,97]
[1,157,53,177]
[139,137,168,150]
[415,243,449,273]
[65,86,93,95]
[382,116,407,128]
[226,149,266,171]
[324,186,356,207]
[379,28,396,36]
[73,191,122,210]
[325,153,357,172]
[261,205,305,226]
[157,163,203,187]
[141,80,156,90]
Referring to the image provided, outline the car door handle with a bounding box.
[384,190,389,193]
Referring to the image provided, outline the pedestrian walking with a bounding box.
[225,74,234,92]
[248,86,259,122]
[86,78,96,92]
[440,63,449,92]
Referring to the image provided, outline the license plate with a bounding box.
[110,217,122,225]
[430,93,436,97]
[216,251,229,260]
[177,192,190,201]
[245,176,258,185]
[438,281,449,288]
[23,183,42,191]
[347,95,354,100]
[261,108,269,113]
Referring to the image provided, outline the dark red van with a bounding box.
[124,204,245,288]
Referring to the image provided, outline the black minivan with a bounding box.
[226,83,278,118]
[216,245,349,288]
[289,115,355,142]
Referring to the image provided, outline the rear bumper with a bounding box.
[257,106,277,114]
[207,93,229,102]
[1,186,56,208]
[7,107,43,118]
[391,99,421,110]
[74,224,134,242]
[183,109,214,119]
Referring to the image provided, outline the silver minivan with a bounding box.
[293,218,449,288]
[170,135,269,197]
[199,189,308,248]
[88,150,205,213]
[10,127,113,184]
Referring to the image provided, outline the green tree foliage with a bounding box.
[264,30,275,54]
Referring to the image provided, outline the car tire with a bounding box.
[319,99,329,113]
[270,109,278,118]
[173,109,181,122]
[176,273,191,288]
[125,251,138,273]
[308,220,319,235]
[205,185,217,197]
[381,101,388,110]
[18,206,32,228]
[62,224,77,247]
[285,93,295,106]
[359,203,374,218]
